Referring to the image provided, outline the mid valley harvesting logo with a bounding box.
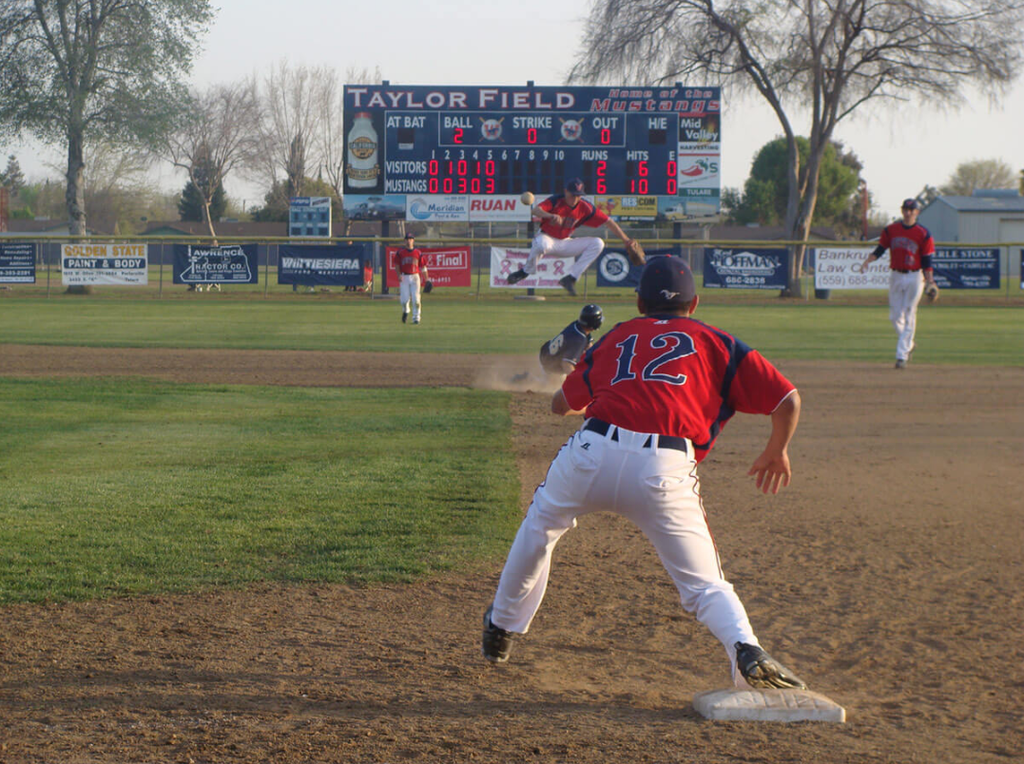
[679,158,719,180]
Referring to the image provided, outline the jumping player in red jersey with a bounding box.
[395,232,429,324]
[860,198,937,368]
[482,256,809,691]
[506,178,636,296]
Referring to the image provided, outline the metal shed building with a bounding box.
[919,189,1024,278]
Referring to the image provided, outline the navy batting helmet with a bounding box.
[578,304,603,330]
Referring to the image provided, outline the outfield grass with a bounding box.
[1,295,1021,365]
[0,378,520,604]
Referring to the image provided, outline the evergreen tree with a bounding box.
[0,155,26,193]
[178,178,226,222]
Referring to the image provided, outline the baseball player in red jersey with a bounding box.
[483,256,808,691]
[506,178,636,296]
[860,198,937,368]
[396,232,429,324]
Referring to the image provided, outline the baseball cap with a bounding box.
[901,198,919,210]
[404,232,415,239]
[637,256,696,308]
[565,177,585,195]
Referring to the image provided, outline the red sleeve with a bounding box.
[921,229,935,256]
[878,224,891,249]
[561,365,593,412]
[538,198,555,214]
[581,205,609,228]
[728,351,796,415]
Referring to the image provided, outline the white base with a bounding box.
[693,687,846,723]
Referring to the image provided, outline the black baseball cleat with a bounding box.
[559,275,577,296]
[507,269,528,285]
[735,642,807,690]
[482,605,515,664]
[402,312,409,323]
[894,358,907,369]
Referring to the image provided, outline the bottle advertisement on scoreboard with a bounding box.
[342,84,721,223]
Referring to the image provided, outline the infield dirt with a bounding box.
[1,346,1021,763]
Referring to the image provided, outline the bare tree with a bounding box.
[158,82,261,240]
[940,158,1019,196]
[251,61,332,200]
[571,0,1024,295]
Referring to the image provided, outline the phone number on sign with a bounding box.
[817,273,885,288]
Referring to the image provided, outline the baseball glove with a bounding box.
[625,239,646,267]
[423,280,433,294]
[924,282,939,303]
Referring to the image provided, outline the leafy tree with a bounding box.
[0,155,25,193]
[571,0,1024,295]
[0,0,214,235]
[939,159,1019,196]
[729,137,861,230]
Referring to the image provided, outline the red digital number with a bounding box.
[486,178,495,193]
[429,178,439,193]
[639,160,648,177]
[597,178,606,194]
[601,129,611,144]
[485,160,495,176]
[458,177,467,193]
[457,159,468,176]
[667,178,677,194]
[597,160,607,177]
[454,128,463,144]
[527,128,537,144]
[667,160,677,176]
[443,178,453,193]
[429,160,439,176]
[471,178,481,193]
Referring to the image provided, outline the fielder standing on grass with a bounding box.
[506,178,644,296]
[483,256,809,691]
[860,198,939,368]
[396,232,429,325]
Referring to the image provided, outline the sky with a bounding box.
[7,0,1023,219]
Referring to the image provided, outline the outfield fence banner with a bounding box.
[489,247,575,289]
[278,243,371,287]
[385,245,472,288]
[703,247,789,290]
[62,243,148,286]
[0,242,36,283]
[596,248,675,288]
[173,244,258,285]
[1020,249,1023,289]
[933,248,1000,289]
[814,247,885,290]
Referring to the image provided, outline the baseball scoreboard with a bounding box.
[343,84,721,222]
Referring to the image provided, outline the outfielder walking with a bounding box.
[483,256,808,690]
[396,232,429,324]
[860,198,938,368]
[506,178,636,296]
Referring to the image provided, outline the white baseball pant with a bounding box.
[889,270,924,361]
[523,234,605,281]
[399,273,421,321]
[490,420,760,685]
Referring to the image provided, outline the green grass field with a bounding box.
[0,378,520,603]
[2,295,1021,364]
[1,291,1021,604]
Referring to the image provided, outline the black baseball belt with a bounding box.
[582,418,689,454]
